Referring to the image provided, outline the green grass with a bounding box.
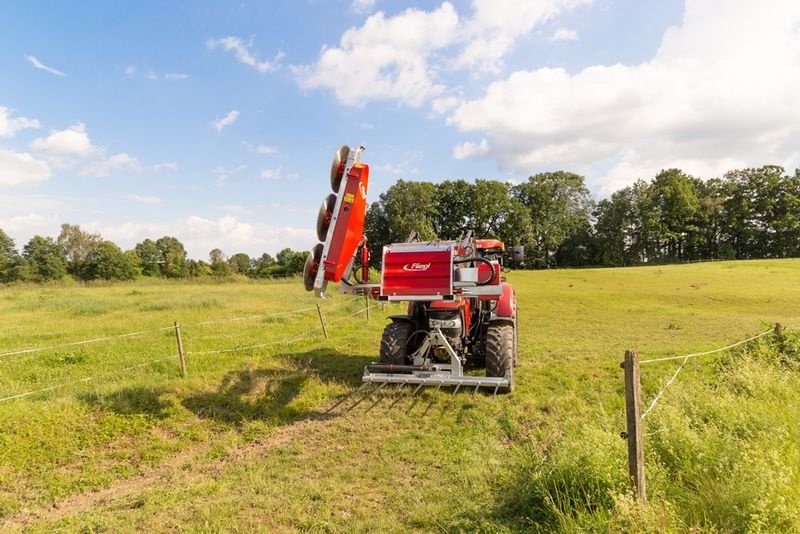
[0,260,799,532]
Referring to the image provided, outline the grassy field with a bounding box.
[1,260,799,532]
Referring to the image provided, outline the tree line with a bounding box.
[364,164,800,267]
[0,223,310,283]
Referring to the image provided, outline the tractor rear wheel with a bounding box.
[380,321,412,365]
[486,322,514,391]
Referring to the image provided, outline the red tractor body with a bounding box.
[304,145,519,393]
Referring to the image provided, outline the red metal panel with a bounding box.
[495,282,516,317]
[323,163,369,283]
[477,260,501,285]
[380,246,453,298]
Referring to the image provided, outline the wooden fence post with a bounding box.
[365,294,370,322]
[316,304,329,340]
[622,349,646,503]
[174,321,187,378]
[775,323,785,352]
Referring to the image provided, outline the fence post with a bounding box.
[174,321,187,378]
[775,323,784,352]
[365,294,370,322]
[316,304,329,340]
[622,349,646,503]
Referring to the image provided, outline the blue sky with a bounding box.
[2,1,798,259]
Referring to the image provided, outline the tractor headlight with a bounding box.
[429,317,461,330]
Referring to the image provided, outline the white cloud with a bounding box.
[256,144,277,154]
[549,27,579,41]
[207,36,284,73]
[124,65,137,78]
[0,106,40,138]
[165,73,189,80]
[447,0,800,194]
[453,138,490,159]
[24,54,65,76]
[85,215,316,259]
[145,70,158,80]
[211,110,239,133]
[294,1,590,106]
[31,123,94,157]
[81,153,140,177]
[351,0,376,14]
[0,149,51,187]
[127,194,162,205]
[260,167,299,180]
[153,161,179,171]
[293,3,460,107]
[212,164,247,187]
[453,0,591,74]
[431,96,462,115]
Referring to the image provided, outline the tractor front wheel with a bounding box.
[486,323,514,391]
[380,321,412,365]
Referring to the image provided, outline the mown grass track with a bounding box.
[1,260,799,532]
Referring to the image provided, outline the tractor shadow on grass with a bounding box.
[79,386,172,419]
[181,348,372,428]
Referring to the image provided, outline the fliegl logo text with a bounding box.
[402,262,431,272]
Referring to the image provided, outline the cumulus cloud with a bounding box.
[549,27,579,41]
[81,153,140,177]
[293,3,460,107]
[207,36,284,73]
[211,110,239,133]
[0,149,51,187]
[294,1,590,106]
[453,0,591,74]
[25,54,65,76]
[31,123,94,157]
[0,107,41,138]
[453,138,490,159]
[448,0,800,193]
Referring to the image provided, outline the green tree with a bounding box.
[381,180,438,241]
[228,253,251,276]
[513,171,593,267]
[156,236,188,278]
[92,241,136,280]
[0,228,20,282]
[187,259,212,277]
[57,223,102,280]
[364,201,390,264]
[135,239,162,276]
[432,180,473,239]
[209,248,232,277]
[123,249,142,278]
[250,253,276,278]
[275,248,308,275]
[23,235,67,281]
[649,169,700,260]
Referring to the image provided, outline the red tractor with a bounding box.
[304,145,521,393]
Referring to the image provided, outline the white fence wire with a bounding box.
[0,298,376,404]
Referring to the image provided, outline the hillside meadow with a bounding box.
[1,259,799,532]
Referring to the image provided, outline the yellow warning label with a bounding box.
[343,193,355,203]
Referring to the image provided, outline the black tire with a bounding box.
[380,321,412,365]
[486,322,514,391]
[513,309,519,368]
